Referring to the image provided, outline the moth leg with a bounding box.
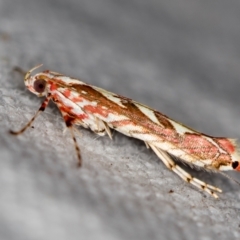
[144,141,150,149]
[102,121,112,140]
[10,95,51,135]
[72,126,82,138]
[148,143,222,198]
[64,116,82,167]
[93,116,112,139]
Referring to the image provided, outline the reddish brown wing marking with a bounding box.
[54,81,237,168]
[61,82,171,132]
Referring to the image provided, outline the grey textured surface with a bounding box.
[1,0,240,239]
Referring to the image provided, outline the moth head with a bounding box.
[24,64,49,97]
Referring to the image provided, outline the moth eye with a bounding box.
[33,79,46,93]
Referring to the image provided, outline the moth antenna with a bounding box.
[13,66,27,75]
[219,171,240,187]
[24,64,43,81]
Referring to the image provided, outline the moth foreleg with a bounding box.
[10,95,51,135]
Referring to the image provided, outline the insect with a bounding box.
[10,65,240,198]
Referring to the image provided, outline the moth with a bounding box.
[10,65,240,198]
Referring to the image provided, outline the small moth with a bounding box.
[10,65,240,198]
